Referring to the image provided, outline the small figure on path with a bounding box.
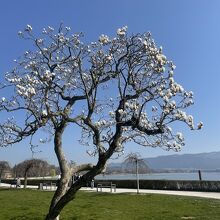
[91,179,94,189]
[16,178,21,188]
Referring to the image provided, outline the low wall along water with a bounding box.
[94,179,220,192]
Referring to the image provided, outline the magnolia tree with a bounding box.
[0,24,202,219]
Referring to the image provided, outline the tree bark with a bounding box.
[45,153,107,220]
[45,165,104,220]
[45,125,71,220]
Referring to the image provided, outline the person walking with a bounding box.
[16,178,21,188]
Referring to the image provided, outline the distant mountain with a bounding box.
[107,152,220,172]
[144,152,220,170]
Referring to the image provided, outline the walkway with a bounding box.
[1,183,220,200]
[82,187,220,200]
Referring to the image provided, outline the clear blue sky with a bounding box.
[0,0,220,166]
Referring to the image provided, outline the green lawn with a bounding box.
[0,188,220,220]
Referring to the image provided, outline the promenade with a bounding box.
[82,187,220,200]
[1,183,220,200]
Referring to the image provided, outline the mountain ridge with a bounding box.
[107,151,220,171]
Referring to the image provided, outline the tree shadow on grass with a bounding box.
[10,216,42,220]
[0,188,13,191]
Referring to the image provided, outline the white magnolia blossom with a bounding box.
[117,26,128,37]
[25,24,32,32]
[99,34,110,44]
[39,138,43,143]
[37,39,44,44]
[176,132,184,141]
[48,26,54,32]
[42,110,47,116]
[1,97,6,102]
[44,70,55,80]
[106,54,113,61]
[197,121,203,130]
[18,31,23,36]
[156,54,167,66]
[118,109,127,116]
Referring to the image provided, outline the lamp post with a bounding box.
[135,158,140,194]
[124,153,147,194]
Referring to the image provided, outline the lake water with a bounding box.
[95,172,220,181]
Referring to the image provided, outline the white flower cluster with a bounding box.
[197,121,203,129]
[176,132,184,141]
[95,120,107,128]
[58,34,67,43]
[105,54,113,62]
[16,84,36,97]
[174,110,195,129]
[25,24,32,32]
[95,119,115,128]
[139,112,152,129]
[156,54,167,66]
[42,110,47,116]
[170,82,184,95]
[118,109,127,116]
[7,76,21,84]
[174,110,187,120]
[65,26,71,31]
[43,70,55,81]
[6,72,41,99]
[18,31,23,37]
[117,26,128,37]
[48,26,54,32]
[187,115,194,128]
[163,100,176,114]
[171,141,182,151]
[37,39,44,45]
[99,34,110,45]
[23,60,37,70]
[125,101,140,111]
[1,97,6,102]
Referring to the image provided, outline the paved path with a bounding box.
[82,187,220,200]
[1,183,220,200]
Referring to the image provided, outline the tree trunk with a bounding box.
[45,171,96,220]
[24,172,28,189]
[45,158,106,220]
[45,125,111,219]
[45,127,72,220]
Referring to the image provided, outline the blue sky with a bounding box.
[0,0,220,166]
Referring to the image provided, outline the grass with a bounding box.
[0,188,220,220]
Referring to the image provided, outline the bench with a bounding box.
[39,182,56,190]
[97,182,116,192]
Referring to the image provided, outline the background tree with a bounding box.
[0,24,202,219]
[50,168,56,177]
[0,161,11,179]
[15,159,52,188]
[122,152,150,174]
